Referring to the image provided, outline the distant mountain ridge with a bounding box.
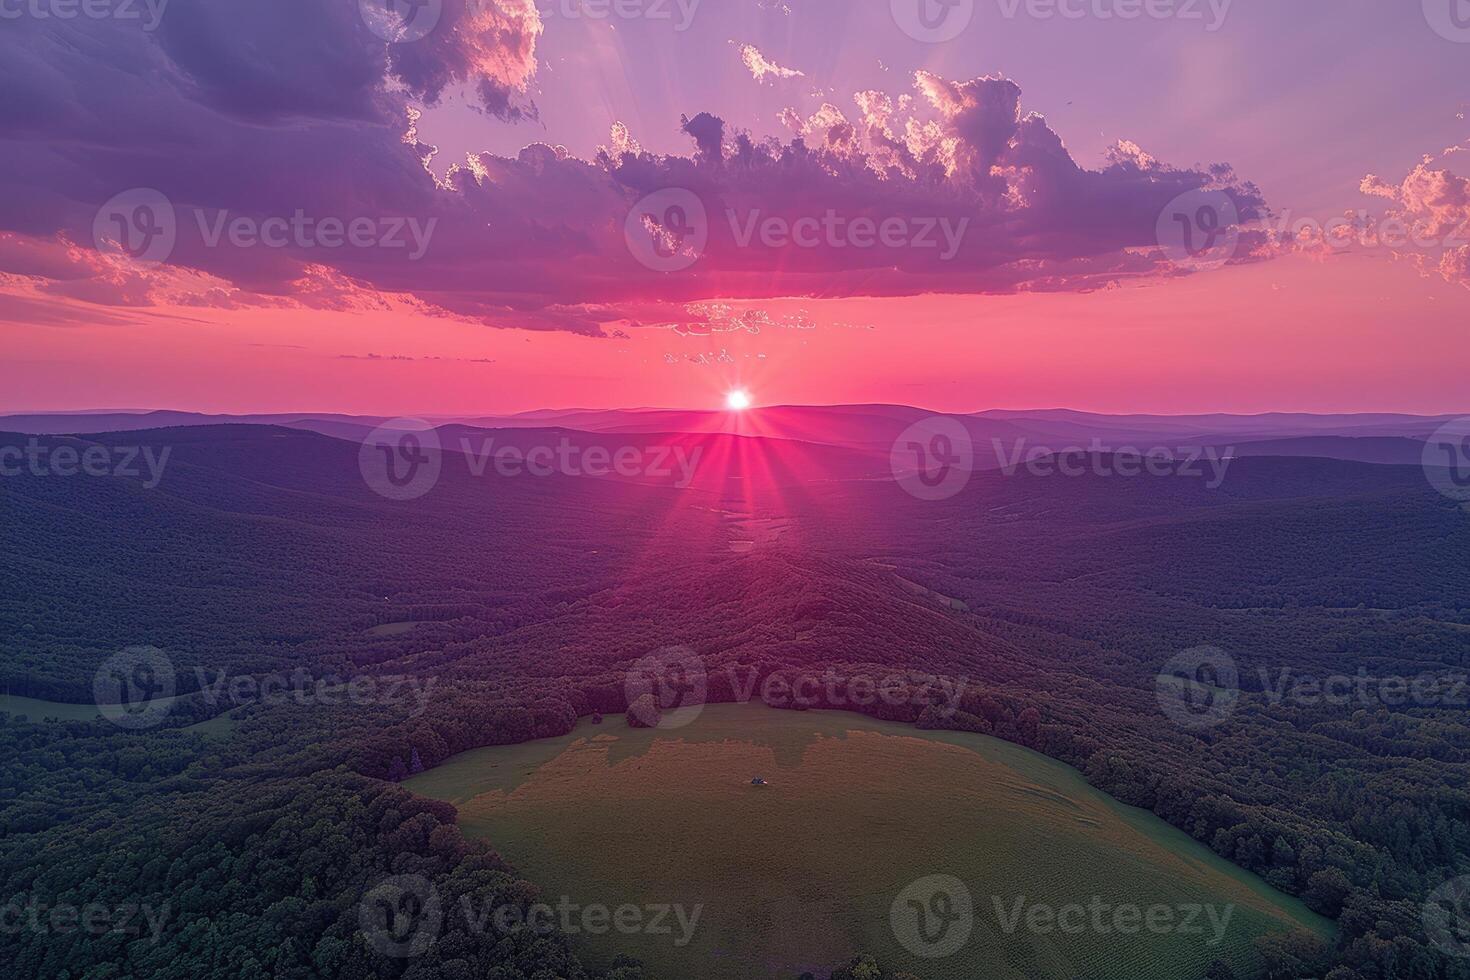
[2,405,1458,469]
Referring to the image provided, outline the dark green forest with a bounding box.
[2,427,1469,979]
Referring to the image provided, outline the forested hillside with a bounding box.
[2,426,1468,979]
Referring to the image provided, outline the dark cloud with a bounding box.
[0,7,1266,337]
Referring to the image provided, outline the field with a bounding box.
[0,694,236,735]
[407,703,1332,980]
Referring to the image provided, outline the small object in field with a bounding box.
[750,776,768,786]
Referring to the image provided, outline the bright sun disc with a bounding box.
[725,390,752,411]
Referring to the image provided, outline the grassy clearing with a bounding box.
[407,703,1331,980]
[0,694,234,736]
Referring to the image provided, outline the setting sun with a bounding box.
[725,389,752,411]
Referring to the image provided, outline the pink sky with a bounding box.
[2,0,1468,414]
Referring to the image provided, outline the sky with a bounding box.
[1,0,1468,415]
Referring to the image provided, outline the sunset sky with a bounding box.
[2,0,1468,415]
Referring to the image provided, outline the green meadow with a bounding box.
[0,694,236,736]
[407,703,1332,980]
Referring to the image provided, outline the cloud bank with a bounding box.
[0,1,1267,336]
